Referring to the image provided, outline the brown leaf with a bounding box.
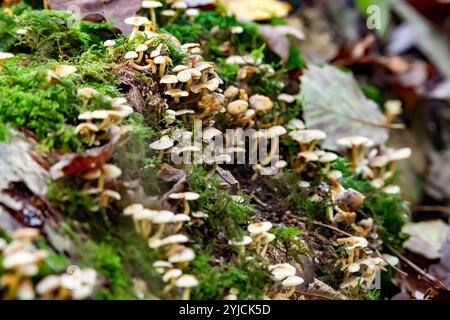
[157,164,186,182]
[259,25,304,61]
[48,0,142,33]
[49,128,120,179]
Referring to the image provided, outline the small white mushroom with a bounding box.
[281,276,304,299]
[175,274,198,300]
[104,40,116,56]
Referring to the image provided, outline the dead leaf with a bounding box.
[157,164,186,182]
[425,150,450,201]
[222,0,291,22]
[0,135,49,196]
[216,166,239,188]
[48,0,141,33]
[402,220,450,260]
[259,25,305,61]
[300,64,389,150]
[49,128,120,179]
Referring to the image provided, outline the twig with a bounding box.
[411,205,450,215]
[387,245,450,293]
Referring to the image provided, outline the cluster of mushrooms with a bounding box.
[0,228,97,300]
[123,195,202,300]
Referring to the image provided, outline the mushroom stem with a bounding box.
[260,143,278,167]
[326,207,335,223]
[282,286,296,299]
[260,243,269,256]
[183,199,191,215]
[136,52,145,64]
[151,224,166,239]
[182,287,191,300]
[130,26,140,41]
[129,61,153,72]
[186,79,192,92]
[107,47,114,56]
[159,63,166,77]
[43,0,49,10]
[150,9,157,30]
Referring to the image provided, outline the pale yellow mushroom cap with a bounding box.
[124,16,149,26]
[160,74,178,85]
[227,100,249,115]
[247,221,272,235]
[168,247,196,263]
[165,89,189,99]
[142,1,163,9]
[266,125,287,139]
[171,214,191,223]
[12,228,40,241]
[298,151,319,162]
[152,210,175,224]
[175,274,198,288]
[104,40,116,47]
[278,93,296,104]
[161,234,189,245]
[173,65,189,73]
[54,65,77,78]
[337,136,373,148]
[149,135,174,150]
[386,147,412,161]
[102,164,122,180]
[169,192,200,201]
[123,203,144,216]
[281,276,304,287]
[163,269,183,282]
[319,152,338,163]
[136,44,148,53]
[0,52,14,60]
[286,119,305,131]
[290,129,326,144]
[125,51,139,60]
[229,236,253,246]
[185,8,200,17]
[249,94,273,112]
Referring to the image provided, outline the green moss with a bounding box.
[271,226,311,263]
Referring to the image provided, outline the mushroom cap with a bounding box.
[54,65,77,78]
[124,16,149,26]
[192,211,207,219]
[229,236,253,246]
[224,86,239,100]
[227,99,249,115]
[298,181,311,188]
[136,44,148,53]
[100,190,121,201]
[173,65,189,73]
[125,51,139,60]
[277,93,296,104]
[382,254,400,266]
[290,129,326,143]
[194,61,214,72]
[247,221,272,235]
[266,125,287,139]
[3,251,46,269]
[181,43,200,51]
[204,78,220,91]
[77,87,98,98]
[161,9,176,17]
[152,210,175,224]
[154,55,172,64]
[203,127,222,141]
[177,69,193,82]
[168,247,196,263]
[386,147,412,161]
[149,135,174,150]
[274,160,288,169]
[148,238,164,249]
[319,152,338,163]
[327,170,343,180]
[123,203,144,216]
[163,268,183,282]
[337,236,368,250]
[133,208,157,221]
[142,0,163,8]
[382,185,401,194]
[175,109,195,116]
[385,100,402,114]
[102,164,122,180]
[36,275,61,295]
[160,74,178,84]
[12,228,40,241]
[175,274,198,288]
[249,94,273,112]
[165,89,189,99]
[281,276,304,287]
[337,136,373,148]
[153,260,172,268]
[231,26,244,34]
[171,214,191,223]
[347,263,360,273]
[260,232,276,244]
[104,40,116,47]
[75,122,99,135]
[0,52,14,60]
[370,155,389,168]
[172,1,188,9]
[185,8,200,17]
[286,119,305,131]
[162,234,189,245]
[269,264,296,281]
[169,192,200,201]
[298,151,319,162]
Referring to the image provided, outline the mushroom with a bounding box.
[133,209,158,239]
[247,221,272,253]
[169,192,200,215]
[286,119,305,131]
[384,100,402,123]
[172,1,188,10]
[161,234,190,256]
[173,64,189,73]
[281,276,304,299]
[337,236,369,265]
[165,89,189,103]
[142,1,163,30]
[99,189,121,206]
[104,40,116,56]
[278,93,296,104]
[385,147,412,172]
[135,44,148,64]
[269,263,296,281]
[153,260,173,274]
[231,26,244,34]
[224,86,239,100]
[259,232,276,256]
[162,268,183,294]
[0,52,14,71]
[260,126,287,166]
[227,100,248,116]
[289,129,326,151]
[382,185,401,195]
[185,8,200,21]
[150,210,175,239]
[181,43,201,54]
[154,55,172,77]
[319,152,338,173]
[149,135,174,156]
[161,9,177,23]
[336,188,365,212]
[12,228,40,242]
[175,274,198,300]
[228,236,253,262]
[150,44,164,58]
[337,136,374,170]
[168,246,196,268]
[249,94,273,113]
[124,16,149,41]
[160,75,178,90]
[177,68,194,91]
[171,214,191,233]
